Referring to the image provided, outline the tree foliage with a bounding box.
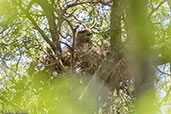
[1,0,171,114]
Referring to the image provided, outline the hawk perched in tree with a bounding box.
[74,29,103,75]
[41,29,103,76]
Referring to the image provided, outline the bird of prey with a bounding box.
[74,29,102,75]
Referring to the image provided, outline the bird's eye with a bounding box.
[87,33,92,36]
[80,30,86,33]
[86,39,90,42]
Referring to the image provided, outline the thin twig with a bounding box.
[148,0,167,17]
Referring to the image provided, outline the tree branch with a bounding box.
[34,0,62,53]
[63,0,112,13]
[148,0,167,17]
[110,0,122,54]
[26,0,34,11]
[13,0,57,53]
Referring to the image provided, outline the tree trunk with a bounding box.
[127,0,155,113]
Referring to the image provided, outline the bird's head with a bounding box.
[75,29,92,47]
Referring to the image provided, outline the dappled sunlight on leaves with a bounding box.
[1,72,100,114]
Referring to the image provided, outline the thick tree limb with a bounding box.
[110,0,122,54]
[34,0,62,53]
[128,0,156,113]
